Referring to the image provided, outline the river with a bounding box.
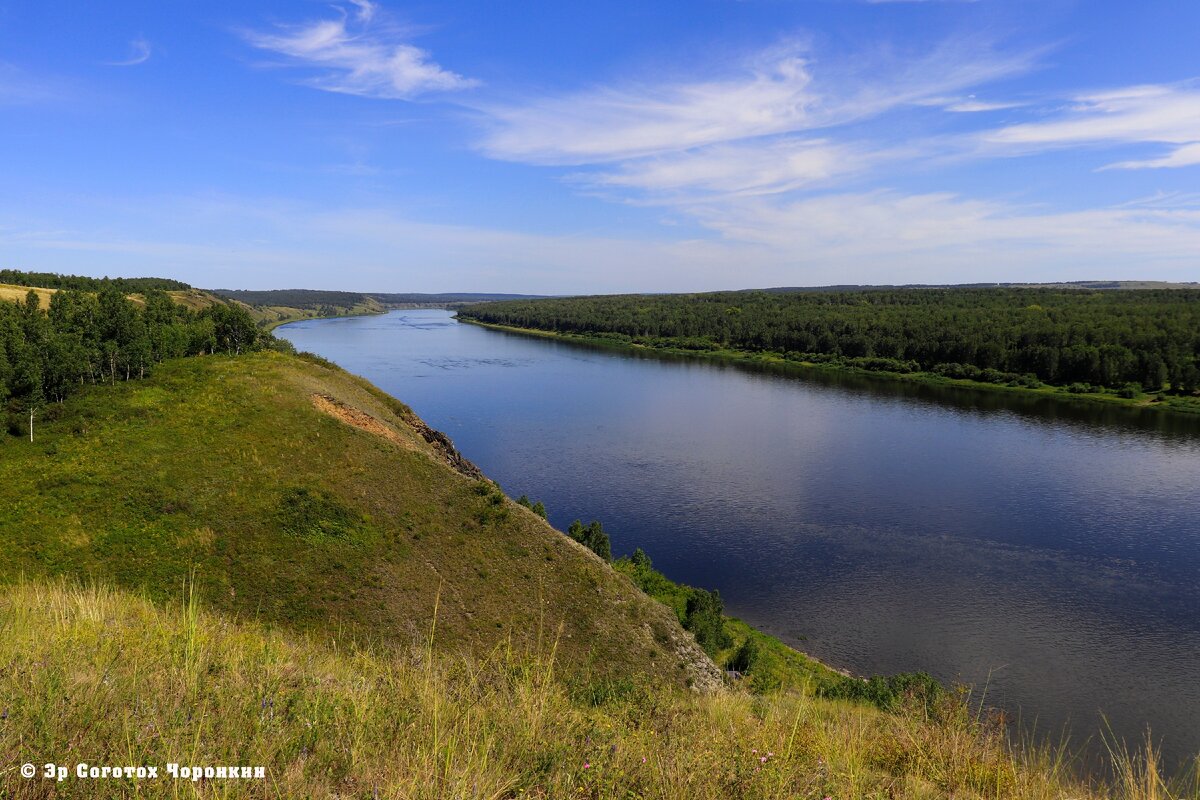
[279,308,1200,769]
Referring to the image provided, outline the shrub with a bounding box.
[684,588,732,657]
[821,671,944,716]
[567,520,611,561]
[726,636,758,673]
[277,487,370,542]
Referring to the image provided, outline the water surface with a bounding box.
[280,309,1200,768]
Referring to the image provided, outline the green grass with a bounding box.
[0,351,716,688]
[4,580,1193,799]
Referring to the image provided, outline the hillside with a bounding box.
[0,349,718,689]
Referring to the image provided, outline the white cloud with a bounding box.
[243,1,477,100]
[480,53,818,165]
[577,138,877,201]
[479,40,1038,165]
[105,37,152,67]
[688,190,1200,279]
[986,82,1200,169]
[943,98,1024,113]
[1104,142,1200,171]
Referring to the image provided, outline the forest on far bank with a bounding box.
[460,288,1200,394]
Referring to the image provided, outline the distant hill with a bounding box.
[211,288,547,309]
[751,280,1199,293]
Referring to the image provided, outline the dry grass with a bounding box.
[0,283,55,308]
[1,581,1194,799]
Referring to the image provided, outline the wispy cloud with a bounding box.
[243,0,477,100]
[480,40,1037,166]
[986,81,1200,169]
[104,37,152,67]
[686,190,1200,281]
[575,137,881,202]
[0,63,60,105]
[942,97,1025,113]
[480,49,819,165]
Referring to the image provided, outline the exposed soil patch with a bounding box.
[311,393,416,451]
[311,392,483,479]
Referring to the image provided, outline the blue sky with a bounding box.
[2,0,1199,292]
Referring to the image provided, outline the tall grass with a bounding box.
[0,580,1195,799]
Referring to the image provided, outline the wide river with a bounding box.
[280,308,1200,768]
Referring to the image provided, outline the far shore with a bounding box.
[457,317,1200,417]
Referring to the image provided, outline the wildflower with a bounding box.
[760,756,767,763]
[583,762,590,770]
[641,756,647,764]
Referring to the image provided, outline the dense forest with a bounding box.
[0,269,190,293]
[0,284,260,426]
[460,288,1200,393]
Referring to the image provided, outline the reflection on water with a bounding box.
[280,309,1200,770]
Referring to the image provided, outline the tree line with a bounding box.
[460,288,1200,393]
[1,285,261,424]
[0,269,190,293]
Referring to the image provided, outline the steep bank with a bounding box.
[0,350,720,690]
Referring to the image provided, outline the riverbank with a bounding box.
[458,318,1200,416]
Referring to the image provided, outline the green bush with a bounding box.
[567,520,611,561]
[726,636,758,673]
[277,487,370,543]
[684,587,732,658]
[821,671,944,716]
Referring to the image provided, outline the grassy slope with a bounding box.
[251,297,386,331]
[461,319,1200,416]
[0,351,718,690]
[0,282,55,308]
[167,288,386,330]
[4,580,1175,800]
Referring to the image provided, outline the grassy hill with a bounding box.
[0,350,718,690]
